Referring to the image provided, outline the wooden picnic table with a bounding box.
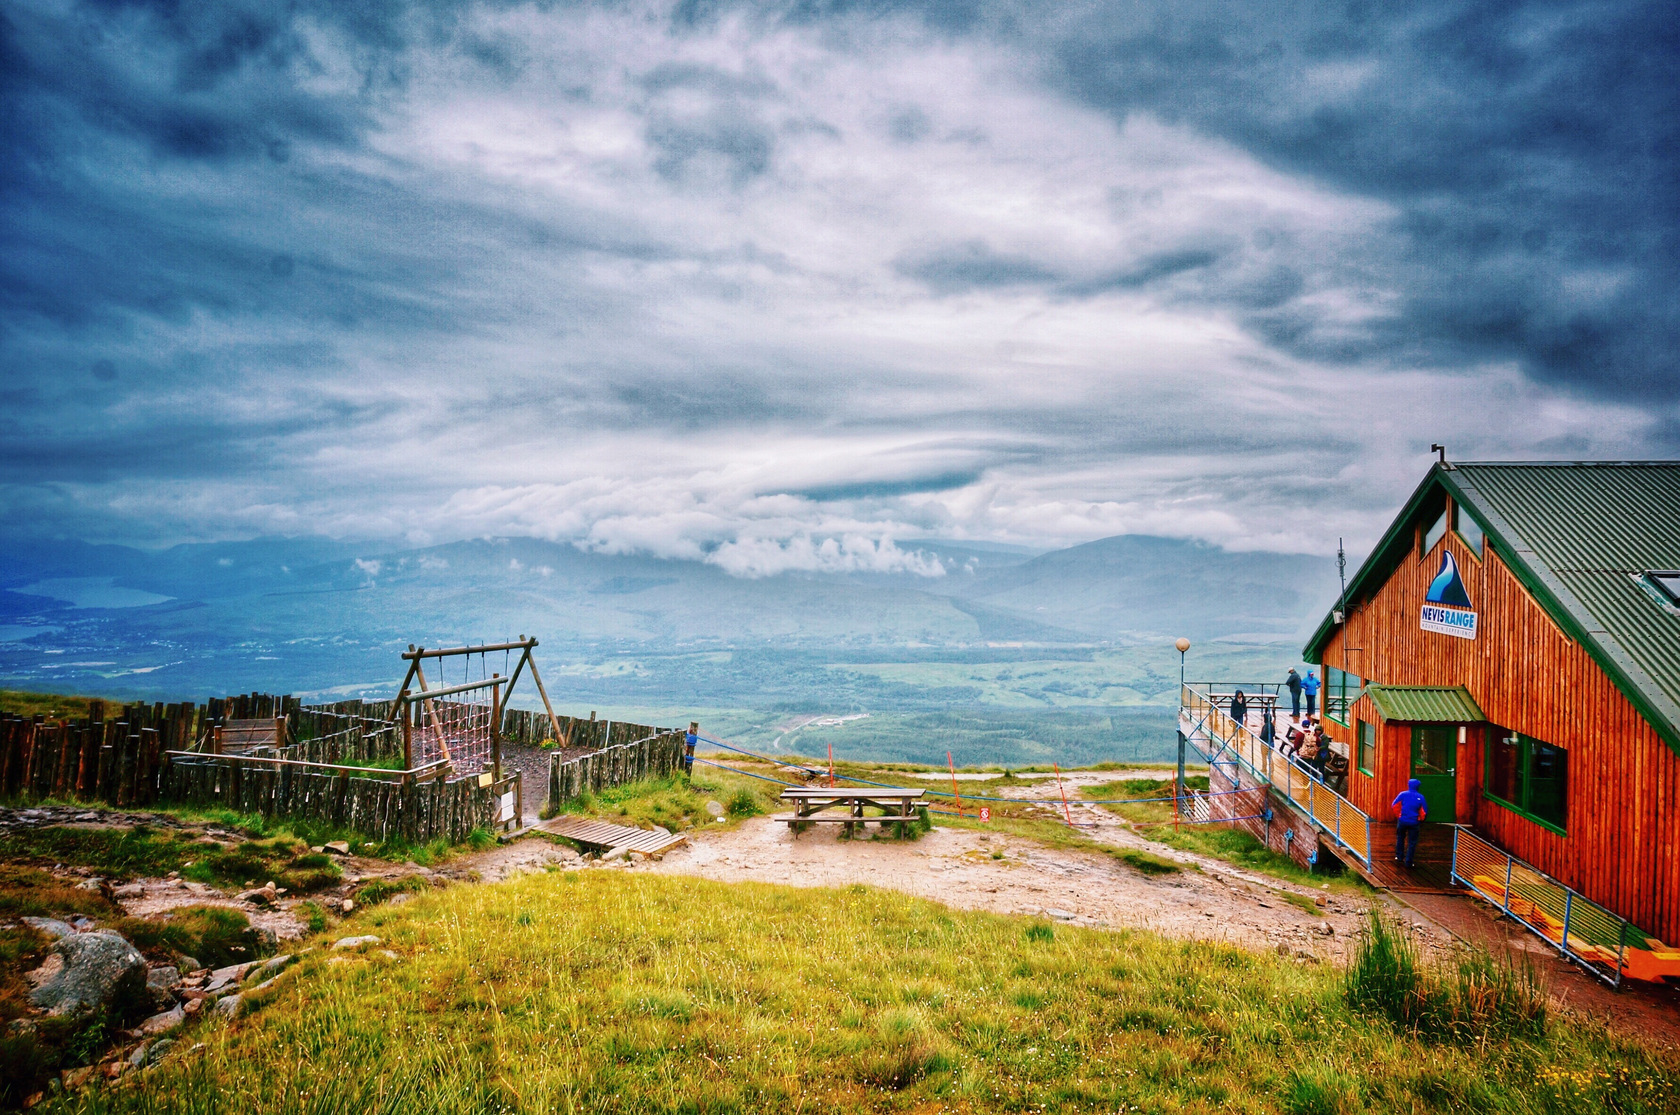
[776,786,925,837]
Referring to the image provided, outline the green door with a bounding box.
[1410,726,1457,824]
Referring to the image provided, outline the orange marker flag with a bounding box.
[1054,763,1073,826]
[948,751,963,819]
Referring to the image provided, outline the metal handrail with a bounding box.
[1451,827,1633,988]
[1180,685,1373,866]
[165,750,450,782]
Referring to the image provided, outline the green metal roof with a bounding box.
[1366,685,1486,724]
[1306,462,1680,753]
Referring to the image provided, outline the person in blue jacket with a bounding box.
[1392,778,1428,867]
[1301,669,1321,717]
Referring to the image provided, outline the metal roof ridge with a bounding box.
[1452,460,1680,467]
[1442,473,1680,752]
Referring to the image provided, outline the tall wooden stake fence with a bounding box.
[501,707,671,751]
[0,692,518,842]
[549,730,686,804]
[161,757,519,845]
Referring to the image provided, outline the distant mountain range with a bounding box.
[1,532,1337,642]
[0,532,1338,701]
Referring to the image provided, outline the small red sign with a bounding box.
[979,807,991,822]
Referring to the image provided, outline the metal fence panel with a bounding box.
[1452,828,1630,986]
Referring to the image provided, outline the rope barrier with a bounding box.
[690,756,1268,833]
[689,756,806,786]
[693,733,1237,807]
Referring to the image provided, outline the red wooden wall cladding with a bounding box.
[1320,522,1680,943]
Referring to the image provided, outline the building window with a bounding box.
[1357,719,1375,776]
[1640,571,1680,616]
[1455,504,1485,558]
[1423,507,1448,556]
[1488,730,1521,803]
[1485,728,1568,833]
[1324,666,1361,726]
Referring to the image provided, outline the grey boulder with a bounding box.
[27,931,147,1019]
[22,917,77,940]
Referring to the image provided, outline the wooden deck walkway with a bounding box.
[538,816,688,855]
[1355,823,1458,893]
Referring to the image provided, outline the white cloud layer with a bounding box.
[2,0,1675,573]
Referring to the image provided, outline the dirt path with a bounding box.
[641,818,1423,963]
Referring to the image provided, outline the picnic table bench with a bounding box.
[775,786,925,837]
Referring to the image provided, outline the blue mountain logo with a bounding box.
[1425,550,1473,608]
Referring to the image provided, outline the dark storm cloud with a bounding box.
[672,0,1679,402]
[790,470,984,501]
[895,240,1060,291]
[1040,0,1680,401]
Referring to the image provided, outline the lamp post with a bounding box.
[1175,637,1191,818]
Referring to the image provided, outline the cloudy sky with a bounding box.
[3,0,1675,576]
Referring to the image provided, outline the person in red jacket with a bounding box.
[1392,778,1428,867]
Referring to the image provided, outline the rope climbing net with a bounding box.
[410,683,497,775]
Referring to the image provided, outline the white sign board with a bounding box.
[499,792,515,822]
[1420,604,1478,640]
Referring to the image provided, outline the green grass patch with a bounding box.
[48,872,1680,1114]
[1118,849,1182,876]
[0,689,118,719]
[0,817,345,891]
[0,823,198,881]
[356,875,434,906]
[1347,911,1549,1044]
[1081,777,1370,894]
[1281,891,1325,916]
[111,905,267,969]
[548,771,782,833]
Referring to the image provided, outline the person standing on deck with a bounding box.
[1392,778,1428,868]
[1285,668,1303,718]
[1229,690,1249,730]
[1301,669,1320,718]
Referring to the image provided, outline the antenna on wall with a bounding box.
[1336,539,1348,624]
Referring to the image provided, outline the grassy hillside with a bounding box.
[58,872,1678,1114]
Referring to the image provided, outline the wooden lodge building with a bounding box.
[1304,461,1680,942]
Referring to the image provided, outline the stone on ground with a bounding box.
[22,917,77,940]
[140,1006,185,1035]
[27,930,147,1019]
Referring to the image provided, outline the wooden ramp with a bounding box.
[538,816,688,855]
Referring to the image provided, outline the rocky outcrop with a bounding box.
[27,930,148,1019]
